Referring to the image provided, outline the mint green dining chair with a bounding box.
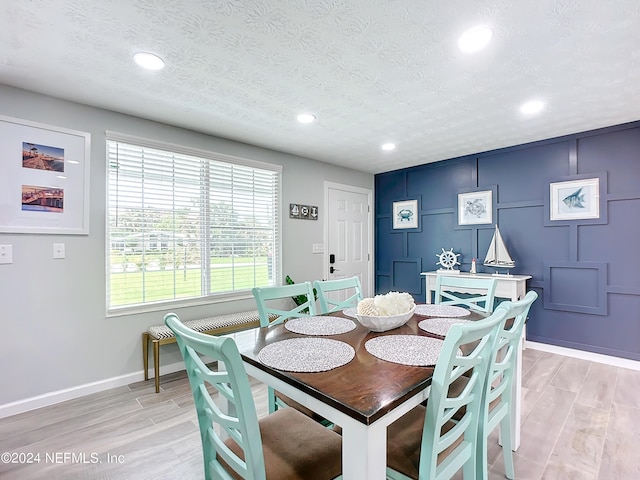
[435,275,498,314]
[252,282,322,416]
[165,313,343,480]
[476,291,538,480]
[314,277,363,314]
[386,306,508,480]
[252,282,317,327]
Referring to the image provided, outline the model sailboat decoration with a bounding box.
[483,225,515,275]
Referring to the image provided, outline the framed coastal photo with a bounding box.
[0,115,90,234]
[550,177,599,221]
[392,199,418,229]
[458,190,492,225]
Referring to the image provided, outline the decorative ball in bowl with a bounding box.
[356,306,416,332]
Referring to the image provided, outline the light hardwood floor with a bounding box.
[1,348,639,479]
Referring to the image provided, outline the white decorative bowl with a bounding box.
[356,306,416,332]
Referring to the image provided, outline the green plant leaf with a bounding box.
[285,275,317,308]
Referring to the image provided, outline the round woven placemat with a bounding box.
[365,335,449,366]
[342,307,357,318]
[414,304,470,317]
[258,338,355,372]
[418,318,473,337]
[285,316,356,336]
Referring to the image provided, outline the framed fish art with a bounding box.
[550,177,600,221]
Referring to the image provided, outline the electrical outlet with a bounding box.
[53,243,65,259]
[0,245,13,264]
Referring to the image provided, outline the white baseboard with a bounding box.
[0,361,187,419]
[526,341,640,371]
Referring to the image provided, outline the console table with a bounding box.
[421,270,532,450]
[421,270,531,304]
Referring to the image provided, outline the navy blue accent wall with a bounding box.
[375,121,640,361]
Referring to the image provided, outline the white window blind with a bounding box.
[106,136,280,311]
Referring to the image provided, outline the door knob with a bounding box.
[330,266,340,274]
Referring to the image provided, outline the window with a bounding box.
[106,134,281,312]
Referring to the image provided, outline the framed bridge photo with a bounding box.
[0,115,91,234]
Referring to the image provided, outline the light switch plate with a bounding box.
[53,243,65,259]
[312,243,325,254]
[0,245,13,264]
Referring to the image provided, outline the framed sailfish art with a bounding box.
[549,177,600,221]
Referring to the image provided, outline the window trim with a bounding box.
[105,131,283,174]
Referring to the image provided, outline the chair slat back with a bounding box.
[476,291,538,479]
[252,282,318,415]
[314,276,364,313]
[487,291,538,410]
[165,313,265,480]
[435,275,498,313]
[252,282,317,327]
[419,307,508,480]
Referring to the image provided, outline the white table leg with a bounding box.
[341,420,388,480]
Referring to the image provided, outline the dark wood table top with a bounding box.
[239,308,485,425]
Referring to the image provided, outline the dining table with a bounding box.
[235,304,489,480]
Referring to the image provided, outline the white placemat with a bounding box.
[342,307,357,318]
[414,304,470,317]
[365,335,450,366]
[258,338,355,372]
[285,316,356,336]
[418,318,473,337]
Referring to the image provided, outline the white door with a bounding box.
[325,182,372,300]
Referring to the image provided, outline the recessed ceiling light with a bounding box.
[133,52,165,71]
[520,100,545,115]
[381,143,396,151]
[297,113,316,124]
[457,25,493,53]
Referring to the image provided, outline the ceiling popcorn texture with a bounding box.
[1,0,639,173]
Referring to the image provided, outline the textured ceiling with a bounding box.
[1,0,639,174]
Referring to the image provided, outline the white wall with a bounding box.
[0,85,373,411]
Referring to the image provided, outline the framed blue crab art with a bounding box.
[392,199,418,229]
